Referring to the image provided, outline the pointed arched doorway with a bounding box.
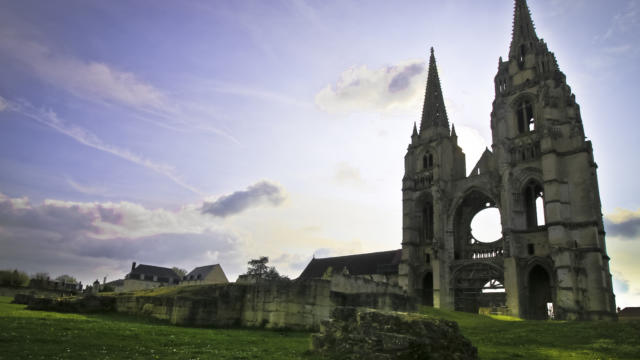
[528,265,552,319]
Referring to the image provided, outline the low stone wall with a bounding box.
[115,284,245,327]
[114,276,415,330]
[15,276,415,331]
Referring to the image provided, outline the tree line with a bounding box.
[0,269,78,287]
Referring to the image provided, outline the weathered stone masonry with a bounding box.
[398,0,616,320]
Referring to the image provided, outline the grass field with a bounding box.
[1,295,639,359]
[0,296,324,360]
[419,306,640,360]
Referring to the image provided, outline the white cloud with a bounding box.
[315,60,426,114]
[0,95,7,111]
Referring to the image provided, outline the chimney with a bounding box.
[131,262,136,271]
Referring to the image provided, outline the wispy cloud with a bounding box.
[1,96,202,195]
[597,0,639,41]
[0,31,238,143]
[65,177,108,196]
[315,59,426,114]
[207,80,312,108]
[202,181,287,217]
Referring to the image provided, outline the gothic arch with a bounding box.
[451,262,505,313]
[414,191,435,244]
[447,185,498,220]
[512,167,543,192]
[448,188,504,260]
[510,92,538,134]
[523,259,555,319]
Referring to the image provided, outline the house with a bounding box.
[181,264,228,286]
[298,249,402,285]
[121,262,181,292]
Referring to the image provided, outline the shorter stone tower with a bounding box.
[398,0,616,320]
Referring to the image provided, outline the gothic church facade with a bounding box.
[398,0,616,320]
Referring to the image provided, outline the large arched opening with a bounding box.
[452,190,504,260]
[452,263,505,313]
[528,265,552,319]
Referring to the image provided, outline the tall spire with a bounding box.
[509,0,539,60]
[419,47,449,133]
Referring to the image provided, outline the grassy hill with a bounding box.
[1,295,638,359]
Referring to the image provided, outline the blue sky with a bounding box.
[0,0,639,308]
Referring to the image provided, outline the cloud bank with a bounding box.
[202,181,287,217]
[315,60,426,114]
[0,192,243,282]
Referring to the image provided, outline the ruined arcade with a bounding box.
[398,0,617,320]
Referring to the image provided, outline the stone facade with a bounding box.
[398,0,616,320]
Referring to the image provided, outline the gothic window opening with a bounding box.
[423,202,434,242]
[517,100,535,134]
[524,181,545,228]
[518,43,526,65]
[423,152,434,170]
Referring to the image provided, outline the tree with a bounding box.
[33,272,49,280]
[172,267,187,278]
[55,274,77,284]
[0,269,29,287]
[244,257,288,280]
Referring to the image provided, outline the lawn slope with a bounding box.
[2,295,639,359]
[420,306,640,360]
[0,296,323,360]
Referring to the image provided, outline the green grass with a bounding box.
[3,295,639,359]
[0,296,324,360]
[419,306,640,360]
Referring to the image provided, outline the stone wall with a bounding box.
[113,275,414,330]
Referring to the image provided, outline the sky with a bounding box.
[0,0,639,308]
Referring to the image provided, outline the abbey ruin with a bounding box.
[398,0,617,320]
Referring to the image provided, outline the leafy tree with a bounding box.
[244,257,288,280]
[172,267,188,278]
[33,272,49,280]
[0,269,29,287]
[55,274,77,283]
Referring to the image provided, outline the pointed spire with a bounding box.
[412,122,418,136]
[509,0,539,60]
[451,123,457,137]
[419,47,449,133]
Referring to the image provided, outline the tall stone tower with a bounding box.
[398,0,616,320]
